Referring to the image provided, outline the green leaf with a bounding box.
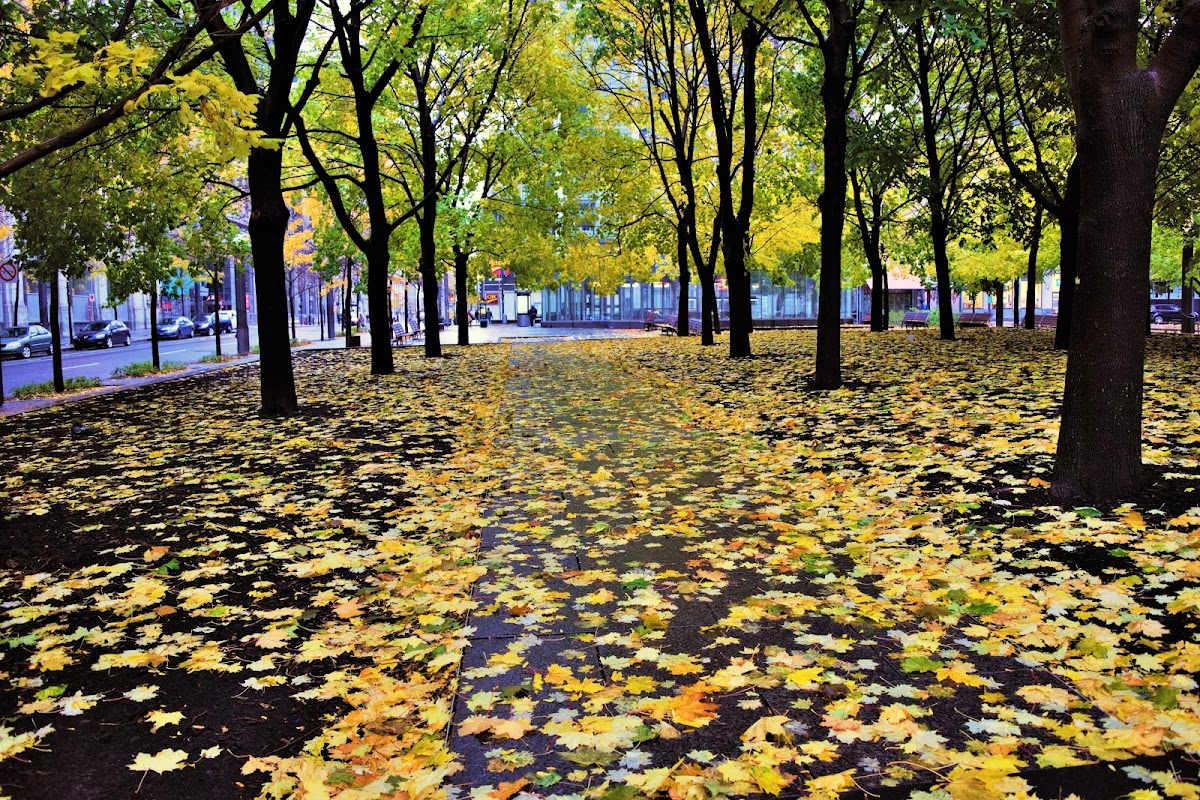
[561,748,618,766]
[900,656,945,673]
[532,770,563,787]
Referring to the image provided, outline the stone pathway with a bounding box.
[448,343,1189,800]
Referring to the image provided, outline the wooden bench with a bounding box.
[658,313,721,335]
[1035,313,1058,328]
[392,323,426,344]
[957,310,993,328]
[902,311,930,328]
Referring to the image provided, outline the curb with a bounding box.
[0,354,260,418]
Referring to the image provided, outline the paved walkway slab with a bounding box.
[447,343,1185,799]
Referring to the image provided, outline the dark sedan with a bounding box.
[74,320,132,349]
[193,312,234,335]
[0,324,53,359]
[155,315,195,339]
[1151,303,1186,324]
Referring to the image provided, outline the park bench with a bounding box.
[957,310,993,328]
[658,313,719,335]
[392,323,417,344]
[901,311,930,328]
[1035,313,1058,328]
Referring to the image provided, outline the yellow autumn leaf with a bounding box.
[1035,745,1090,768]
[740,715,791,743]
[146,710,185,733]
[748,764,790,796]
[786,666,824,688]
[128,748,189,773]
[807,768,855,797]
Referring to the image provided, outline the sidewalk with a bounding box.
[447,344,1198,799]
[294,320,653,349]
[0,323,649,416]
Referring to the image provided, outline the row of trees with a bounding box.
[4,0,1200,500]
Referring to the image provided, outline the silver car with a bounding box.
[0,324,53,359]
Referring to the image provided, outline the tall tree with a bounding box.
[890,1,992,341]
[962,0,1079,347]
[1,150,124,391]
[778,0,880,386]
[197,0,312,416]
[846,89,916,332]
[688,0,782,357]
[1051,0,1200,500]
[579,0,725,342]
[297,0,543,364]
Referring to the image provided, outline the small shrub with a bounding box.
[198,353,238,364]
[13,376,103,400]
[111,361,187,379]
[290,339,311,348]
[251,345,260,355]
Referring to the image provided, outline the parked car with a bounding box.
[155,315,195,339]
[194,311,236,335]
[1151,303,1186,324]
[0,324,53,359]
[74,320,131,349]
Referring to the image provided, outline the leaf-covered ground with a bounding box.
[2,331,1200,800]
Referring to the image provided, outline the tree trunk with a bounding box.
[49,272,63,392]
[931,206,955,340]
[697,266,716,344]
[343,259,353,344]
[420,229,443,358]
[995,280,1004,327]
[65,285,74,345]
[245,146,298,415]
[1052,79,1158,500]
[1025,206,1044,329]
[687,213,720,345]
[326,279,336,340]
[1054,158,1081,349]
[814,1,852,388]
[1182,238,1195,334]
[236,262,250,355]
[212,267,224,359]
[288,276,297,341]
[455,245,471,346]
[150,281,160,370]
[367,240,394,371]
[676,220,690,337]
[882,268,890,327]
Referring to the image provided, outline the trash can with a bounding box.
[347,334,361,348]
[517,312,531,327]
[479,317,488,328]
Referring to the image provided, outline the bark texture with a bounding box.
[1052,0,1200,499]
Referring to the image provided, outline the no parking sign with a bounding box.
[0,262,16,282]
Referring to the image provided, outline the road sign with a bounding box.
[0,262,16,282]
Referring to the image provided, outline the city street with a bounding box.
[0,330,256,397]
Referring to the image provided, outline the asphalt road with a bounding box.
[0,331,255,397]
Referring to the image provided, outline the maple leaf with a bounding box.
[806,768,854,797]
[740,715,791,743]
[146,710,185,732]
[128,749,190,773]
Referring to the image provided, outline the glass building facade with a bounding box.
[539,272,868,327]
